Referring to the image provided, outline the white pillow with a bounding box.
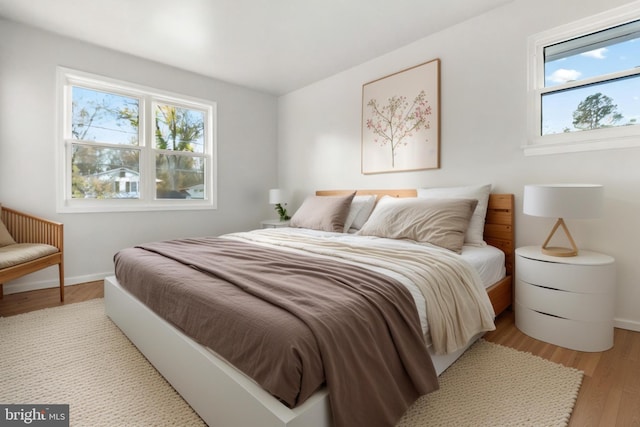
[344,195,377,232]
[417,184,491,247]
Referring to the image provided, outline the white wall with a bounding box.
[0,19,279,292]
[278,0,640,330]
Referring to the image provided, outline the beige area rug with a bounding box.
[0,300,583,427]
[397,340,584,427]
[0,299,205,426]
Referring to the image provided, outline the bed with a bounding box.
[104,189,514,427]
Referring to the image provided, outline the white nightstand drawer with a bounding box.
[515,302,613,352]
[516,280,614,322]
[515,246,615,352]
[517,254,614,293]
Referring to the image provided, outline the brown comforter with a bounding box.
[114,237,438,427]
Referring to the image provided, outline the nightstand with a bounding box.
[515,246,615,352]
[260,219,290,229]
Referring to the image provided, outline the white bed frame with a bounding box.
[104,191,514,427]
[105,276,478,427]
[105,275,331,427]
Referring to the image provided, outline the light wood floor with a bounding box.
[1,282,639,426]
[0,281,103,317]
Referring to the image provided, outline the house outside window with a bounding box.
[57,68,216,212]
[526,3,640,155]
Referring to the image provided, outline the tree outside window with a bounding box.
[59,67,216,211]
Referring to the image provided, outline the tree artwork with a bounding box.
[572,92,623,131]
[365,90,432,168]
[361,59,440,174]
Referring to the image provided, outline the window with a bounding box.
[57,68,216,212]
[526,3,640,155]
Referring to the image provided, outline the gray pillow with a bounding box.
[290,192,356,232]
[357,196,478,253]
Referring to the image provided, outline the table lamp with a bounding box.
[523,184,603,257]
[269,189,291,221]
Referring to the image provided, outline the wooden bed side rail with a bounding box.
[1,207,64,252]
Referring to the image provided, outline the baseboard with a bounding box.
[614,318,640,332]
[3,272,112,295]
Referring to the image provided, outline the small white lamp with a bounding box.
[269,189,290,221]
[523,184,603,257]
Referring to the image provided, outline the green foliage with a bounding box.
[572,92,623,130]
[274,203,290,221]
[71,99,205,198]
[154,105,205,194]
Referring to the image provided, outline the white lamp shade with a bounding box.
[269,189,288,205]
[523,184,603,219]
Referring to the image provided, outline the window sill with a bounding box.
[524,130,640,156]
[56,199,217,214]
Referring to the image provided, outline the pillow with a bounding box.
[0,205,16,247]
[343,194,377,232]
[290,192,356,232]
[357,196,478,253]
[417,184,491,247]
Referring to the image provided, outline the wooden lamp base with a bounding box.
[541,218,578,257]
[541,246,578,257]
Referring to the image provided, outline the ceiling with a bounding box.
[0,0,511,95]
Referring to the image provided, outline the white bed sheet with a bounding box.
[460,244,506,288]
[236,228,502,341]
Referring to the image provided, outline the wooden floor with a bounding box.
[0,281,103,317]
[1,282,639,426]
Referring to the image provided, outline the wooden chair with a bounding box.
[0,206,64,301]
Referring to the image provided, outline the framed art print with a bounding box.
[361,58,440,174]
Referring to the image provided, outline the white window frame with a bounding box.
[525,2,640,156]
[56,67,217,213]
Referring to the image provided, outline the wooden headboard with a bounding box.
[316,189,418,200]
[316,189,515,314]
[315,191,514,257]
[483,194,515,276]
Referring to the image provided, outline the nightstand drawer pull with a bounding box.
[532,309,564,319]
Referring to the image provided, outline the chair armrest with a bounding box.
[0,207,64,252]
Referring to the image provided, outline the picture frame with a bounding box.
[361,58,440,174]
